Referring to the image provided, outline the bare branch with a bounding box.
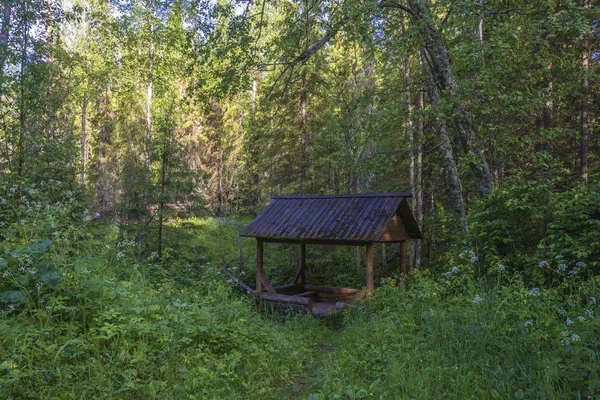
[264,16,350,101]
[378,1,414,17]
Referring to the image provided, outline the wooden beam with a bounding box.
[273,283,303,294]
[260,274,276,294]
[256,239,263,292]
[366,243,375,295]
[261,238,383,246]
[304,284,362,295]
[253,292,312,307]
[400,240,407,279]
[292,291,317,297]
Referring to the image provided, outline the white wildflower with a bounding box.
[568,270,577,276]
[445,266,458,277]
[8,304,15,311]
[149,252,158,259]
[571,333,580,342]
[524,320,534,327]
[558,308,567,316]
[530,288,540,296]
[539,260,549,268]
[116,252,124,260]
[566,318,574,325]
[578,316,585,322]
[498,264,506,271]
[585,309,594,318]
[555,255,564,260]
[557,264,568,272]
[576,262,588,268]
[591,297,597,304]
[473,295,484,304]
[36,281,44,289]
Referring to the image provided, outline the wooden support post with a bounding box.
[366,243,375,295]
[256,239,264,292]
[400,240,407,279]
[294,243,307,284]
[300,243,306,284]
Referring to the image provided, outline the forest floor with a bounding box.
[1,216,599,399]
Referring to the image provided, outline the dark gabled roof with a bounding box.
[241,193,422,243]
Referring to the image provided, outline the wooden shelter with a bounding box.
[240,193,422,316]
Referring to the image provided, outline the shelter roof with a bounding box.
[240,193,422,244]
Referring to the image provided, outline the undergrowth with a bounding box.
[1,180,600,398]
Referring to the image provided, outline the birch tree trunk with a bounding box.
[409,0,493,197]
[415,88,424,268]
[80,94,88,186]
[406,62,416,265]
[580,4,589,181]
[421,53,467,231]
[0,1,11,77]
[46,0,53,139]
[144,0,154,209]
[18,20,28,176]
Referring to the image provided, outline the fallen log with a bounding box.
[252,292,313,308]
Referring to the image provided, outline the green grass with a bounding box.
[2,215,600,399]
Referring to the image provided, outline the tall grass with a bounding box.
[308,271,600,399]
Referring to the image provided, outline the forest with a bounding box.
[0,0,599,398]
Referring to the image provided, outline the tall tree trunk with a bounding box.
[140,0,155,251]
[415,88,424,268]
[80,94,88,186]
[580,31,589,181]
[477,0,484,42]
[422,53,467,231]
[535,61,553,180]
[17,20,28,176]
[407,62,416,265]
[46,0,53,139]
[217,154,224,215]
[0,1,11,77]
[252,70,258,130]
[144,0,154,208]
[300,69,307,193]
[158,144,167,259]
[96,92,114,211]
[409,0,493,196]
